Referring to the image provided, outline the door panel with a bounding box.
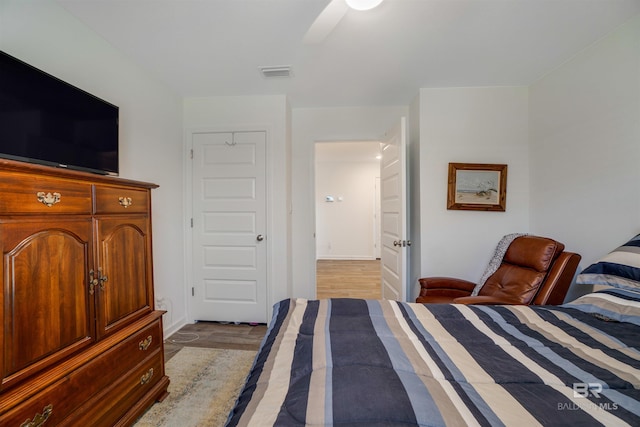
[380,117,408,301]
[0,219,93,389]
[192,131,267,323]
[95,217,151,337]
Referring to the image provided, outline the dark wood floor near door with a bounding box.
[164,322,267,361]
[164,259,381,360]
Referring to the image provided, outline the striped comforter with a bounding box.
[226,292,640,426]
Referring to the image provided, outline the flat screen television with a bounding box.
[0,50,119,175]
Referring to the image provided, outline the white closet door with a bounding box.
[191,131,267,323]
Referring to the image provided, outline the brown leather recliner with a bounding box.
[416,235,581,305]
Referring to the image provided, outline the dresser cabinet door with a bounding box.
[0,219,94,390]
[94,217,153,338]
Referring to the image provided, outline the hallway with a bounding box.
[316,259,382,299]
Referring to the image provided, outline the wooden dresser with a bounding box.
[0,159,169,426]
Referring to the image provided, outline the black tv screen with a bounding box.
[0,51,118,175]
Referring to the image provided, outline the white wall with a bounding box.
[4,1,636,324]
[0,0,185,334]
[315,155,379,259]
[291,106,409,299]
[529,15,640,301]
[408,95,422,301]
[415,87,530,299]
[183,95,291,315]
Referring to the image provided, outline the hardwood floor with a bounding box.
[316,259,382,299]
[164,322,267,361]
[164,259,381,360]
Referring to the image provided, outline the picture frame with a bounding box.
[447,163,507,211]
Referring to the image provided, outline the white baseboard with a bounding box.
[163,316,189,340]
[316,255,377,261]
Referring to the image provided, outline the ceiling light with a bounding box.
[345,0,384,11]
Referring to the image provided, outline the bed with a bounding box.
[226,236,640,426]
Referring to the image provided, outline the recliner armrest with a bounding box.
[418,277,477,292]
[453,295,526,305]
[531,252,582,305]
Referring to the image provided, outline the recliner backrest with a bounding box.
[479,236,566,304]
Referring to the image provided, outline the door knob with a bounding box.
[256,234,264,241]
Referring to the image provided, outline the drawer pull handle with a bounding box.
[20,404,53,427]
[89,269,99,295]
[89,268,108,294]
[140,368,154,385]
[36,192,61,207]
[139,335,153,351]
[119,196,133,208]
[98,267,108,291]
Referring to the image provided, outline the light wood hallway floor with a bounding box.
[316,259,382,300]
[165,259,381,360]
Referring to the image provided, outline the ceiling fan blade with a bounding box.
[303,0,349,44]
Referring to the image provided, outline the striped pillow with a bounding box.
[576,233,640,290]
[563,288,640,326]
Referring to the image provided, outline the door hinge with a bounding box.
[190,149,194,159]
[192,287,195,296]
[190,218,193,228]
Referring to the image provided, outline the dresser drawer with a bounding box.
[111,320,164,370]
[0,173,92,214]
[94,185,150,214]
[0,320,163,425]
[61,352,165,427]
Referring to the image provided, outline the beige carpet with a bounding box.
[134,347,256,427]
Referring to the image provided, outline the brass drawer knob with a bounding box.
[139,335,153,351]
[89,268,108,294]
[36,192,61,207]
[89,269,99,295]
[118,196,133,208]
[20,404,53,427]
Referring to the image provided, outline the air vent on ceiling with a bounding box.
[259,65,292,78]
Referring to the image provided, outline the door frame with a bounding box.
[374,176,381,259]
[380,117,408,301]
[183,125,272,325]
[313,140,385,294]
